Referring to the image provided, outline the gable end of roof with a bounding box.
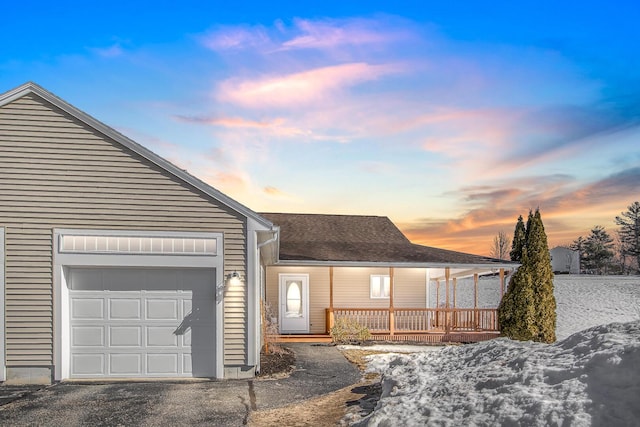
[0,82,273,230]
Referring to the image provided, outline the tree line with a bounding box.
[568,201,640,275]
[490,201,640,275]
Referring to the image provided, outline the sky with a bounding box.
[2,1,639,256]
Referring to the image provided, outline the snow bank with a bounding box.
[355,321,640,426]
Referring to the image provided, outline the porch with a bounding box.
[274,307,499,343]
[273,266,507,344]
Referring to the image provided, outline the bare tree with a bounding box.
[490,230,511,260]
[613,232,630,274]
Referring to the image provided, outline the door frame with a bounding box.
[278,274,310,333]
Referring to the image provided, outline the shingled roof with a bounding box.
[261,213,509,265]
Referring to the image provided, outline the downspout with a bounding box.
[257,228,279,300]
[255,227,279,374]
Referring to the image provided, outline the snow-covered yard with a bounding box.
[349,275,640,426]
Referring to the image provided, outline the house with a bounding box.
[261,213,516,343]
[1,82,517,384]
[550,246,580,274]
[0,82,279,383]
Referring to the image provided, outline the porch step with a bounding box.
[273,334,333,343]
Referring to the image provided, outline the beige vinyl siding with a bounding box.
[266,266,429,333]
[0,94,247,366]
[333,267,427,308]
[333,267,393,308]
[392,268,427,308]
[266,266,330,334]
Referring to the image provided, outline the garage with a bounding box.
[68,267,216,378]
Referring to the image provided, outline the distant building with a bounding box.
[550,247,580,274]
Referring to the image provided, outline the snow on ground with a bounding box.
[339,344,442,354]
[554,275,640,340]
[431,274,640,340]
[350,275,640,426]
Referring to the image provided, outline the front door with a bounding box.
[279,274,309,333]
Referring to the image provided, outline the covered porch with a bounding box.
[275,266,511,344]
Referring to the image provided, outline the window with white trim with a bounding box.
[370,275,390,299]
[59,234,217,255]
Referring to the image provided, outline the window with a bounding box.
[59,234,217,255]
[370,275,390,299]
[285,280,303,317]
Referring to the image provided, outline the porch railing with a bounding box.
[327,307,499,334]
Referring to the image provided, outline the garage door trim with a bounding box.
[53,229,224,381]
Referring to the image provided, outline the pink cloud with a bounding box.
[217,62,405,107]
[200,26,270,50]
[174,114,312,138]
[281,17,404,50]
[200,16,413,53]
[262,186,297,200]
[398,168,638,256]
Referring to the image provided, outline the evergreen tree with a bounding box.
[499,209,556,343]
[615,201,640,274]
[498,249,538,340]
[525,210,534,242]
[583,226,614,274]
[510,215,526,262]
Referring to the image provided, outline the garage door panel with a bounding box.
[109,326,142,347]
[109,299,141,319]
[72,298,104,319]
[72,326,105,347]
[69,267,216,378]
[146,299,178,320]
[147,353,179,375]
[72,354,105,375]
[183,354,192,374]
[146,327,178,347]
[183,299,192,315]
[109,354,142,375]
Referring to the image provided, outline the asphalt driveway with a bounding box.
[0,344,360,426]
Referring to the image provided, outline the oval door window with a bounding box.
[285,281,302,317]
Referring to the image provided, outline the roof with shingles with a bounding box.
[261,212,510,265]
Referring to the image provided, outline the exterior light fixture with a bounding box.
[228,271,242,286]
[216,271,243,299]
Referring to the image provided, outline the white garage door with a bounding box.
[68,267,216,378]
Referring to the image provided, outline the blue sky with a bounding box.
[2,1,639,254]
